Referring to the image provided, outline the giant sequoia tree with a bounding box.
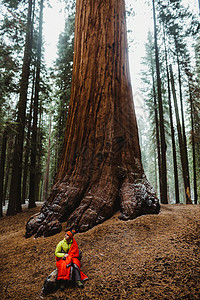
[25,0,160,238]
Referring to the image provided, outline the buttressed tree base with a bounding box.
[25,0,160,238]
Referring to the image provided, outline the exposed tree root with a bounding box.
[119,177,160,220]
[25,173,160,238]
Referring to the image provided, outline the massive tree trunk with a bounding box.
[25,0,160,238]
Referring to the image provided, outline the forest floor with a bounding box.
[0,203,200,300]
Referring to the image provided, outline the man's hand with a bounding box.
[62,254,68,260]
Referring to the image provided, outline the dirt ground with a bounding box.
[0,203,200,300]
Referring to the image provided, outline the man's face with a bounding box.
[65,233,71,242]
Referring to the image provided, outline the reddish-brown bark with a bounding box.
[25,0,160,238]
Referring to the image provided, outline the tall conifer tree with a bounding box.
[7,0,33,215]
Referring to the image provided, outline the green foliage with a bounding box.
[0,1,27,136]
[139,0,199,203]
[2,0,23,9]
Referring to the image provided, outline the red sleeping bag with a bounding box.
[56,238,88,282]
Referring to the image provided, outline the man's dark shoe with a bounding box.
[76,280,84,288]
[60,280,65,291]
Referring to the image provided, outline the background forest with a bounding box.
[0,0,199,218]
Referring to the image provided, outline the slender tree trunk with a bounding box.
[7,0,33,216]
[26,0,160,238]
[3,136,14,206]
[22,2,36,205]
[22,78,34,204]
[184,61,198,204]
[187,77,198,204]
[154,145,158,193]
[43,116,52,202]
[29,0,44,208]
[152,65,162,201]
[190,89,198,204]
[3,162,9,206]
[36,102,43,202]
[0,127,8,217]
[169,64,192,204]
[152,0,168,204]
[163,29,179,204]
[176,49,191,202]
[167,67,179,204]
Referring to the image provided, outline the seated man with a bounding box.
[55,230,88,290]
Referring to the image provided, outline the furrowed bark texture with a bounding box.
[25,0,160,238]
